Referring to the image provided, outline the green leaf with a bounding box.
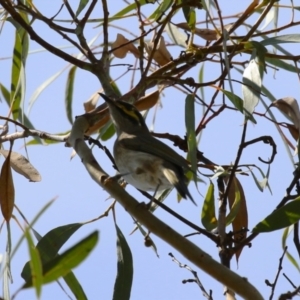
[188,8,196,31]
[42,231,98,284]
[22,223,83,281]
[65,66,77,124]
[253,199,300,233]
[113,225,133,300]
[261,34,300,46]
[63,272,88,300]
[247,165,272,194]
[75,0,89,17]
[265,57,299,73]
[149,0,172,20]
[100,122,116,141]
[221,89,257,123]
[8,15,29,120]
[244,41,267,79]
[22,223,88,299]
[24,231,98,287]
[201,182,217,231]
[225,180,241,226]
[221,89,244,113]
[185,94,197,185]
[282,227,300,272]
[24,229,43,298]
[108,0,149,21]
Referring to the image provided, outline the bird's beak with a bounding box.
[99,93,115,105]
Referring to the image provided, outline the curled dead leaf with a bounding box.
[111,34,140,59]
[0,151,15,221]
[0,150,41,182]
[272,97,300,130]
[135,90,160,111]
[84,91,100,113]
[286,123,299,141]
[145,35,172,66]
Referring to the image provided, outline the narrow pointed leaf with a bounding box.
[227,177,248,262]
[185,94,197,185]
[8,15,29,120]
[65,66,77,124]
[0,150,41,182]
[24,229,43,298]
[63,272,88,300]
[201,182,217,231]
[242,60,262,120]
[75,0,89,17]
[113,225,133,300]
[41,231,98,284]
[282,227,300,272]
[22,223,83,281]
[261,34,300,46]
[253,199,300,233]
[0,151,15,222]
[221,89,257,123]
[24,231,98,287]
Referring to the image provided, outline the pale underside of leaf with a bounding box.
[0,150,41,182]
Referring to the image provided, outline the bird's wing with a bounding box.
[119,134,191,171]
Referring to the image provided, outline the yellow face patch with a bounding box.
[117,103,141,123]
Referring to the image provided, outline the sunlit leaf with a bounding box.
[253,199,300,233]
[201,181,217,231]
[42,231,98,284]
[22,223,83,281]
[149,0,172,20]
[23,231,98,286]
[242,60,262,121]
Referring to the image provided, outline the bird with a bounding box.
[100,93,196,205]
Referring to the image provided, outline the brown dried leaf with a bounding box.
[84,91,100,113]
[273,97,300,130]
[227,176,248,263]
[0,151,15,222]
[145,35,172,66]
[286,123,299,141]
[111,33,140,59]
[135,90,160,111]
[0,150,41,182]
[175,23,219,41]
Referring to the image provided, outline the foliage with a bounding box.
[0,0,300,299]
